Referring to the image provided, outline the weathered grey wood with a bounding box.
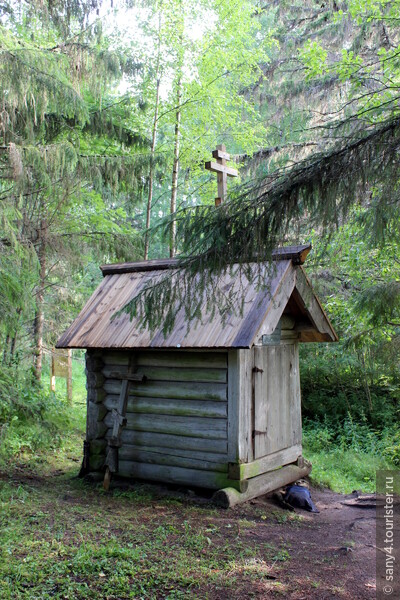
[295,268,337,341]
[227,349,253,464]
[279,345,290,450]
[110,429,228,454]
[253,345,267,459]
[105,447,118,473]
[98,245,311,277]
[102,365,227,383]
[118,460,244,491]
[101,258,178,275]
[253,344,299,460]
[88,419,107,440]
[118,447,228,473]
[251,265,296,343]
[119,443,227,463]
[104,396,227,419]
[104,413,227,439]
[103,379,227,401]
[281,315,296,329]
[87,387,106,404]
[86,371,105,389]
[102,351,227,369]
[107,371,147,382]
[290,343,302,446]
[89,439,107,456]
[87,402,107,440]
[106,354,137,475]
[85,350,107,466]
[280,330,299,341]
[228,444,302,480]
[213,461,312,508]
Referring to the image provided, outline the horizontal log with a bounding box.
[106,371,147,382]
[118,443,227,464]
[104,395,227,419]
[102,351,227,369]
[118,461,244,491]
[89,439,107,456]
[86,371,105,389]
[86,355,104,372]
[89,455,104,471]
[87,388,106,404]
[109,430,228,454]
[103,380,227,401]
[117,447,228,473]
[228,444,302,480]
[213,461,312,508]
[104,413,227,439]
[102,365,227,384]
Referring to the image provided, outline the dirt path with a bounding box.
[234,488,377,599]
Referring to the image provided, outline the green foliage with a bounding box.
[0,357,85,463]
[303,417,399,492]
[0,368,69,459]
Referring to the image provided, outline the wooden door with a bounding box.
[253,344,301,460]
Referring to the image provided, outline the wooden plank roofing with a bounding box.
[56,245,337,350]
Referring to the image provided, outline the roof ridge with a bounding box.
[100,244,312,276]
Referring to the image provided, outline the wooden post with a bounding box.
[67,349,72,404]
[205,144,238,206]
[50,350,56,392]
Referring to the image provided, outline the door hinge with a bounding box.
[252,366,264,373]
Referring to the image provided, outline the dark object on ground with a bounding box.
[284,484,319,513]
[273,491,295,511]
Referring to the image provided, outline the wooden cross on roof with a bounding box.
[205,144,238,206]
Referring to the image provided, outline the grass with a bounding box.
[0,464,289,599]
[302,417,398,494]
[304,446,392,493]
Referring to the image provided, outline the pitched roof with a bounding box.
[56,245,337,350]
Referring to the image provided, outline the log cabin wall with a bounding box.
[87,349,241,490]
[86,351,108,471]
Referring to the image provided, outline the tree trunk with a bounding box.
[144,16,162,261]
[169,75,182,258]
[2,335,10,365]
[33,219,47,382]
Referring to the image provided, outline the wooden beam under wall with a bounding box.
[228,444,302,480]
[213,461,312,508]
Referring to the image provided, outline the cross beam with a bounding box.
[205,144,238,206]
